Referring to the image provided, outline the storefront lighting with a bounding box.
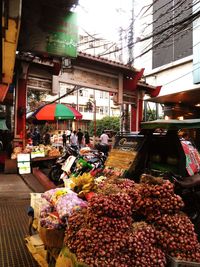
[178,116,184,120]
[164,116,169,120]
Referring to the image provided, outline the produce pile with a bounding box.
[63,174,200,267]
[11,144,60,159]
[155,213,200,262]
[65,193,166,267]
[39,188,87,229]
[134,174,184,221]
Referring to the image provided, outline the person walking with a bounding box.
[77,128,84,148]
[62,131,67,147]
[44,130,51,145]
[32,128,40,146]
[99,130,110,155]
[70,130,78,148]
[84,131,90,146]
[66,129,71,143]
[100,130,109,145]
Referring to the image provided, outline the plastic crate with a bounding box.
[30,193,48,219]
[167,255,200,267]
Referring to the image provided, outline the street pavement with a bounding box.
[0,173,39,267]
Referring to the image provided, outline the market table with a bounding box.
[31,156,59,162]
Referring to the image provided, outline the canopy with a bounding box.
[0,119,8,130]
[31,103,82,121]
[141,119,200,130]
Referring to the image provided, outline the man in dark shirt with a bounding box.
[62,131,67,147]
[77,128,83,148]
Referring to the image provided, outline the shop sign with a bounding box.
[27,77,52,92]
[114,135,145,152]
[17,153,31,174]
[18,2,78,58]
[59,68,119,93]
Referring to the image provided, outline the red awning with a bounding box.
[0,84,9,102]
[65,104,82,120]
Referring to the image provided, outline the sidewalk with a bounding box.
[0,173,40,267]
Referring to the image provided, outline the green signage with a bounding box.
[18,3,78,58]
[46,12,78,58]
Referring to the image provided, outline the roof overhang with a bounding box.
[141,118,200,130]
[146,87,200,107]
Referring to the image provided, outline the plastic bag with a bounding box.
[55,193,87,223]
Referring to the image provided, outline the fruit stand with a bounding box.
[9,144,61,174]
[27,172,200,267]
[25,120,200,266]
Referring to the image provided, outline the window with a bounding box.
[100,91,104,98]
[99,107,104,114]
[100,91,108,99]
[79,106,84,112]
[104,107,109,114]
[153,0,192,68]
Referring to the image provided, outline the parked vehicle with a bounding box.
[49,145,107,185]
[114,119,200,239]
[48,145,79,184]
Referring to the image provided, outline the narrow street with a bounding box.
[0,174,39,267]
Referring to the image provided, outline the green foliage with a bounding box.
[88,116,120,136]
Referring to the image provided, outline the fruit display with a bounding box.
[134,175,184,221]
[64,193,167,267]
[69,173,96,198]
[155,213,200,262]
[39,188,87,229]
[11,144,60,159]
[38,172,200,266]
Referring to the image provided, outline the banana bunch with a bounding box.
[70,173,96,198]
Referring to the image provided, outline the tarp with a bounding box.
[0,119,8,130]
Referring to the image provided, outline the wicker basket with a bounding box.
[39,226,65,249]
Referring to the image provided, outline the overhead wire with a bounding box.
[100,2,200,58]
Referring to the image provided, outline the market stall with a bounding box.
[9,144,61,174]
[27,170,200,267]
[24,120,200,266]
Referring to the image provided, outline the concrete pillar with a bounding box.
[14,62,29,147]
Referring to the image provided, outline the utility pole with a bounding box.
[122,0,134,132]
[128,0,134,65]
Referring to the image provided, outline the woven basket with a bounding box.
[39,226,65,249]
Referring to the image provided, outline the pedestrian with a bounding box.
[84,131,90,146]
[62,131,67,147]
[44,130,51,145]
[100,130,109,145]
[66,129,71,143]
[70,130,78,148]
[77,128,84,148]
[32,128,40,146]
[99,130,110,155]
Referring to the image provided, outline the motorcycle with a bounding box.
[49,145,107,185]
[48,145,79,185]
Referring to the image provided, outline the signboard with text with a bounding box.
[18,1,78,57]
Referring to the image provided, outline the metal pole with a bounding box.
[93,90,96,139]
[94,99,96,138]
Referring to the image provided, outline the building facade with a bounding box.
[44,34,122,131]
[133,0,200,119]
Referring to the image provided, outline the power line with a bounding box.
[100,3,199,58]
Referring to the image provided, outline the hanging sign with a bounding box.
[18,1,78,58]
